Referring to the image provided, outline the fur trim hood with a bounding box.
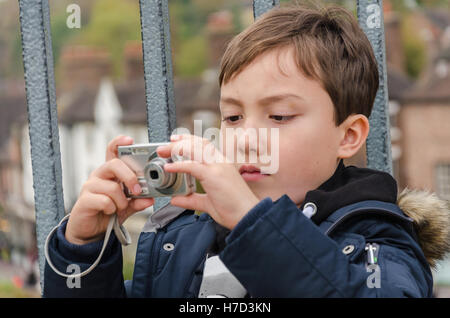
[398,188,450,268]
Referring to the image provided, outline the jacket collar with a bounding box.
[302,159,398,225]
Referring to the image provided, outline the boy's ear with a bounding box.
[337,114,370,159]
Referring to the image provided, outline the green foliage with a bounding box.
[0,281,38,298]
[169,1,209,77]
[51,13,81,66]
[175,35,207,77]
[402,15,427,79]
[70,0,141,77]
[10,33,23,78]
[391,0,449,11]
[415,0,450,8]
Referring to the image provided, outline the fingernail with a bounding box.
[170,134,180,141]
[124,136,133,142]
[133,184,142,195]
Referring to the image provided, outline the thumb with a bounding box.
[170,193,210,213]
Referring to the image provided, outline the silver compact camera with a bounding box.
[118,142,196,198]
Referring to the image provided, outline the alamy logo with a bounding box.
[366,4,381,29]
[66,4,81,29]
[366,264,381,289]
[171,120,280,174]
[66,264,81,289]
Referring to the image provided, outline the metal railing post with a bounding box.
[357,0,393,174]
[18,0,65,292]
[253,0,280,18]
[138,0,176,210]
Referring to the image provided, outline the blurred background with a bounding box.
[0,0,449,297]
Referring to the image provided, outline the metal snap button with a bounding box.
[342,245,355,255]
[163,243,175,251]
[302,202,317,218]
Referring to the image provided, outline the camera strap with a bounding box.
[44,213,131,279]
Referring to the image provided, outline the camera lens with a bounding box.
[145,157,176,189]
[150,170,159,180]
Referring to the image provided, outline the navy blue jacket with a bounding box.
[44,161,437,297]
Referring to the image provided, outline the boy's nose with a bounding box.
[236,128,261,161]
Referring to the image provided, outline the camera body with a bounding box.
[118,142,196,198]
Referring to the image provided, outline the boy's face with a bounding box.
[219,47,344,206]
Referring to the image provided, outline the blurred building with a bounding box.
[382,6,450,201]
[51,10,235,210]
[399,47,450,200]
[5,11,235,262]
[0,86,35,257]
[383,5,450,289]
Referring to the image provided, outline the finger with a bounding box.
[106,135,134,161]
[158,136,208,162]
[120,198,155,223]
[84,177,129,212]
[163,160,204,181]
[156,136,194,158]
[170,193,210,213]
[93,158,141,195]
[80,192,117,215]
[155,143,171,158]
[180,135,224,164]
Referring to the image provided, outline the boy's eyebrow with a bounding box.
[220,96,244,107]
[258,94,305,106]
[220,94,305,107]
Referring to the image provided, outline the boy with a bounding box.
[44,3,450,297]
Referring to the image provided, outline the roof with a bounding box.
[402,74,450,103]
[387,65,414,101]
[58,84,99,124]
[424,8,450,32]
[58,75,219,126]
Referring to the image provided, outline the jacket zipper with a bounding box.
[365,243,380,265]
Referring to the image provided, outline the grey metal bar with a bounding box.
[139,0,175,210]
[357,0,393,175]
[253,0,280,19]
[18,0,65,291]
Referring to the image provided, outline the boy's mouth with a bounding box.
[239,165,268,182]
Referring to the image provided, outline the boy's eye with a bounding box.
[222,115,243,123]
[270,115,295,122]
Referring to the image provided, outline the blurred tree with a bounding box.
[169,0,210,77]
[391,0,449,11]
[6,0,446,80]
[51,13,81,80]
[69,0,141,78]
[175,35,207,77]
[402,14,427,78]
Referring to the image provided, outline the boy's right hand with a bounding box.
[65,135,155,245]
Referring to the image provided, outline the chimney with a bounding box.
[123,41,144,81]
[58,45,112,93]
[206,10,236,69]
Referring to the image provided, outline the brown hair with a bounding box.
[219,3,379,126]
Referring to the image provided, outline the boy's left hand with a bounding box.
[156,134,260,230]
